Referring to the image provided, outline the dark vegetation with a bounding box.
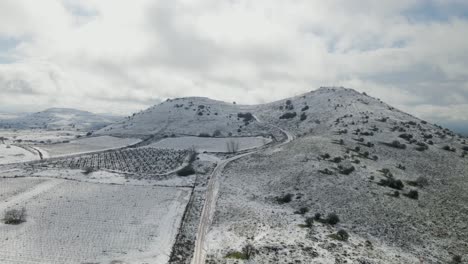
[276,193,294,204]
[237,112,254,123]
[225,244,256,260]
[329,229,349,241]
[382,140,407,149]
[177,165,195,176]
[404,190,419,200]
[3,208,27,225]
[279,112,297,119]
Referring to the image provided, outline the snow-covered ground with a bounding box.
[0,144,40,164]
[147,136,271,153]
[40,136,141,157]
[0,177,191,264]
[0,129,84,144]
[1,87,467,264]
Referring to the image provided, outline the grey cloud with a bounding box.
[0,77,37,94]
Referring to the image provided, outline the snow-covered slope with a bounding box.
[96,97,270,138]
[202,87,468,264]
[0,108,120,131]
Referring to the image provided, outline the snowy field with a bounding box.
[0,177,191,264]
[147,136,271,153]
[40,136,141,157]
[0,129,83,143]
[0,144,40,164]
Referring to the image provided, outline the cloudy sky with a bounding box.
[0,0,467,132]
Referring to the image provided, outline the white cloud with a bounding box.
[0,0,467,129]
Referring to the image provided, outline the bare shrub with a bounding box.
[226,140,240,153]
[407,176,429,188]
[82,167,94,175]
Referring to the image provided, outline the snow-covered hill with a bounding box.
[0,108,120,131]
[201,87,468,264]
[96,97,271,138]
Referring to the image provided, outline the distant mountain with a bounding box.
[0,108,120,131]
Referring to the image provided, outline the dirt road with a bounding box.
[191,118,293,264]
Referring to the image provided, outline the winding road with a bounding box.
[191,116,293,264]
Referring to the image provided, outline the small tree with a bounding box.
[242,243,255,259]
[334,229,349,241]
[3,208,27,225]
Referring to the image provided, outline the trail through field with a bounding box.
[191,117,293,264]
[0,178,62,212]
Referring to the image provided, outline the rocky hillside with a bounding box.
[203,87,468,263]
[0,108,119,131]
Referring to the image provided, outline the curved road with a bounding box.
[191,116,293,264]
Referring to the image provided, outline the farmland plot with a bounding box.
[147,136,272,153]
[42,148,189,175]
[0,178,191,264]
[0,129,83,144]
[39,136,141,157]
[0,144,40,164]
